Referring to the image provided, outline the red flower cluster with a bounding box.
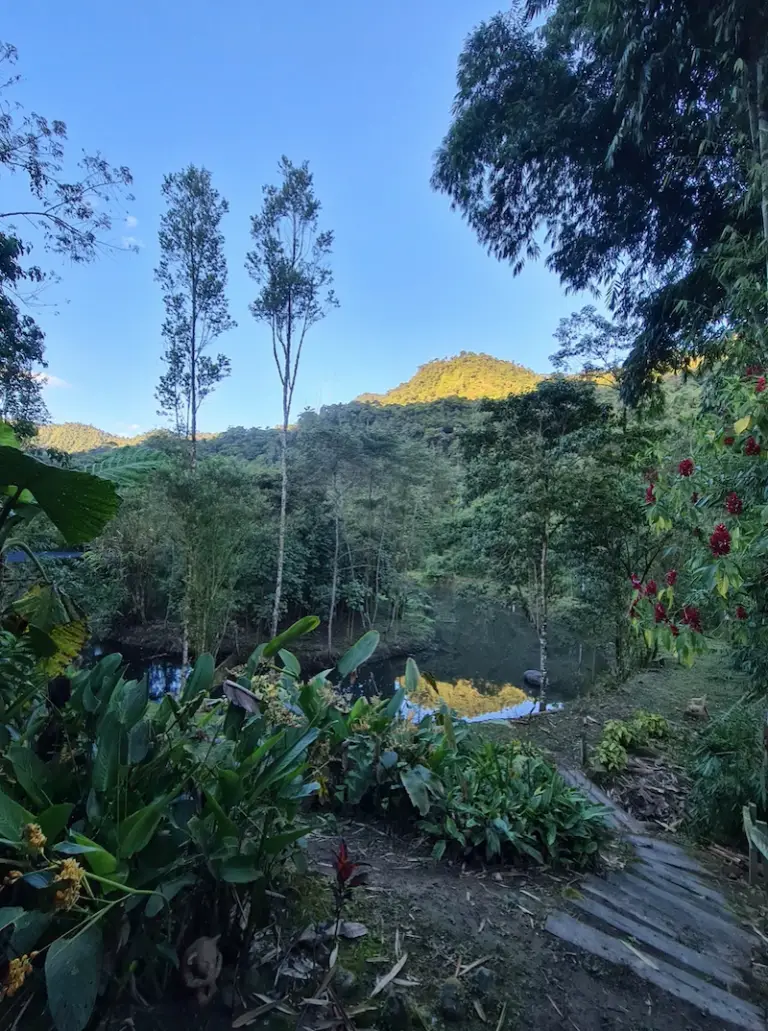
[725,492,743,515]
[723,436,735,446]
[669,624,680,637]
[630,573,642,590]
[746,364,764,377]
[736,605,748,620]
[665,569,677,586]
[678,458,695,477]
[645,483,656,505]
[757,377,767,394]
[682,606,702,633]
[691,492,699,504]
[654,602,667,623]
[645,580,658,596]
[709,523,731,556]
[745,436,761,456]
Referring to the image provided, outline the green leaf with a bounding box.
[111,677,148,729]
[262,616,320,658]
[400,765,434,816]
[337,630,380,678]
[117,803,164,858]
[262,826,310,854]
[246,643,267,675]
[404,657,420,695]
[8,743,51,808]
[0,784,34,840]
[38,803,74,843]
[204,790,238,840]
[278,649,301,678]
[735,415,751,435]
[45,924,103,1031]
[383,687,405,721]
[126,720,151,765]
[431,839,447,861]
[145,874,196,918]
[218,855,264,883]
[181,652,215,702]
[11,911,51,954]
[0,907,24,932]
[0,446,120,544]
[0,421,20,448]
[71,833,117,876]
[93,713,121,793]
[250,728,319,796]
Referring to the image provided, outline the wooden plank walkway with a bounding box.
[549,765,765,1030]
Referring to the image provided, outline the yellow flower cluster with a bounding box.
[2,953,37,998]
[53,858,85,911]
[22,823,46,853]
[411,678,529,718]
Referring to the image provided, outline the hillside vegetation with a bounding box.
[358,351,542,404]
[35,422,149,452]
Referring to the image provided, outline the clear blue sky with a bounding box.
[6,0,592,435]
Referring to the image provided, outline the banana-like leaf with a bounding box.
[0,446,120,543]
[337,630,380,678]
[84,447,167,487]
[262,616,320,658]
[42,620,88,677]
[181,653,214,702]
[46,924,103,1031]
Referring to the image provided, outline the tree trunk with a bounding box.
[756,57,768,291]
[328,506,340,656]
[271,419,288,638]
[538,531,549,707]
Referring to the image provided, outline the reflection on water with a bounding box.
[89,643,182,699]
[396,675,564,724]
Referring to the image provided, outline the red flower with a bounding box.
[645,483,656,505]
[691,492,699,504]
[654,602,667,624]
[725,492,743,515]
[630,573,642,590]
[746,364,764,377]
[736,605,748,620]
[757,377,767,394]
[665,570,677,587]
[678,458,695,477]
[682,606,702,633]
[745,436,761,456]
[645,580,658,597]
[709,523,731,556]
[723,437,735,446]
[669,624,680,637]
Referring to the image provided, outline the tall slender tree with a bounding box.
[246,157,337,636]
[155,166,234,463]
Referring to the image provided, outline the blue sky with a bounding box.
[6,0,592,435]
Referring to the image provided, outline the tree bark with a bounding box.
[328,505,340,656]
[271,417,288,638]
[538,530,549,707]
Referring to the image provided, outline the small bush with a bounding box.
[591,710,669,772]
[686,704,766,844]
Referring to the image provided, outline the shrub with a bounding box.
[686,704,766,844]
[591,710,670,773]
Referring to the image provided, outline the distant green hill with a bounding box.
[357,351,542,405]
[35,423,149,453]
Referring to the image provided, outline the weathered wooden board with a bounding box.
[558,767,646,832]
[572,895,746,990]
[631,859,728,909]
[616,873,757,954]
[581,876,687,939]
[629,834,703,860]
[633,844,707,875]
[546,911,765,1031]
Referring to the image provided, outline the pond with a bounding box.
[93,590,606,722]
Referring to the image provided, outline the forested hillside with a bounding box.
[35,422,148,452]
[357,351,542,404]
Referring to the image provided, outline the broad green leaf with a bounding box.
[0,907,24,932]
[250,728,319,796]
[431,839,447,861]
[0,784,34,840]
[278,649,301,678]
[93,713,121,793]
[52,842,101,856]
[262,616,320,658]
[400,765,434,816]
[45,924,103,1031]
[38,803,74,843]
[11,583,67,630]
[8,743,51,808]
[337,630,380,678]
[117,803,164,858]
[383,687,405,721]
[262,826,310,854]
[111,677,148,729]
[404,657,420,695]
[181,653,215,702]
[204,790,238,840]
[0,421,20,448]
[246,643,267,675]
[11,911,51,954]
[71,833,117,876]
[218,855,264,883]
[43,620,89,677]
[145,874,196,918]
[126,720,151,765]
[0,446,120,544]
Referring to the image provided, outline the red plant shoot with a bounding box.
[665,570,677,587]
[645,483,656,505]
[709,523,731,556]
[645,579,657,597]
[725,492,743,515]
[678,458,694,477]
[745,436,761,456]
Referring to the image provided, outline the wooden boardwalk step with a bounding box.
[631,858,728,909]
[558,767,646,833]
[572,895,747,991]
[546,911,765,1031]
[615,873,757,955]
[633,843,706,875]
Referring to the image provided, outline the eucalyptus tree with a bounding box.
[155,166,234,463]
[246,157,337,636]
